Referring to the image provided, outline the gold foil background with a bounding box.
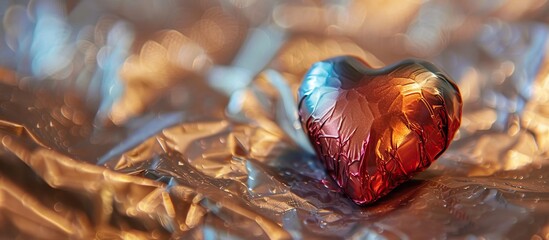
[1,0,549,239]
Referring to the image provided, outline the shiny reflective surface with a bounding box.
[1,0,549,239]
[298,56,462,204]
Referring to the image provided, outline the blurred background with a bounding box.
[1,0,549,239]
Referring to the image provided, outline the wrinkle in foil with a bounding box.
[1,0,549,239]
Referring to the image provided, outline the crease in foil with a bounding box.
[1,0,549,239]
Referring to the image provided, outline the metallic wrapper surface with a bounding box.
[1,0,549,239]
[298,56,462,205]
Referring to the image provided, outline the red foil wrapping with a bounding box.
[298,56,462,204]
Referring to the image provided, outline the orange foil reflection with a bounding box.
[113,30,211,124]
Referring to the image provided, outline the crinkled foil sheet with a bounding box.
[1,1,549,239]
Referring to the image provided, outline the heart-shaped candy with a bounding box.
[298,56,462,205]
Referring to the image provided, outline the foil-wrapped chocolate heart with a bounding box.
[298,56,462,205]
